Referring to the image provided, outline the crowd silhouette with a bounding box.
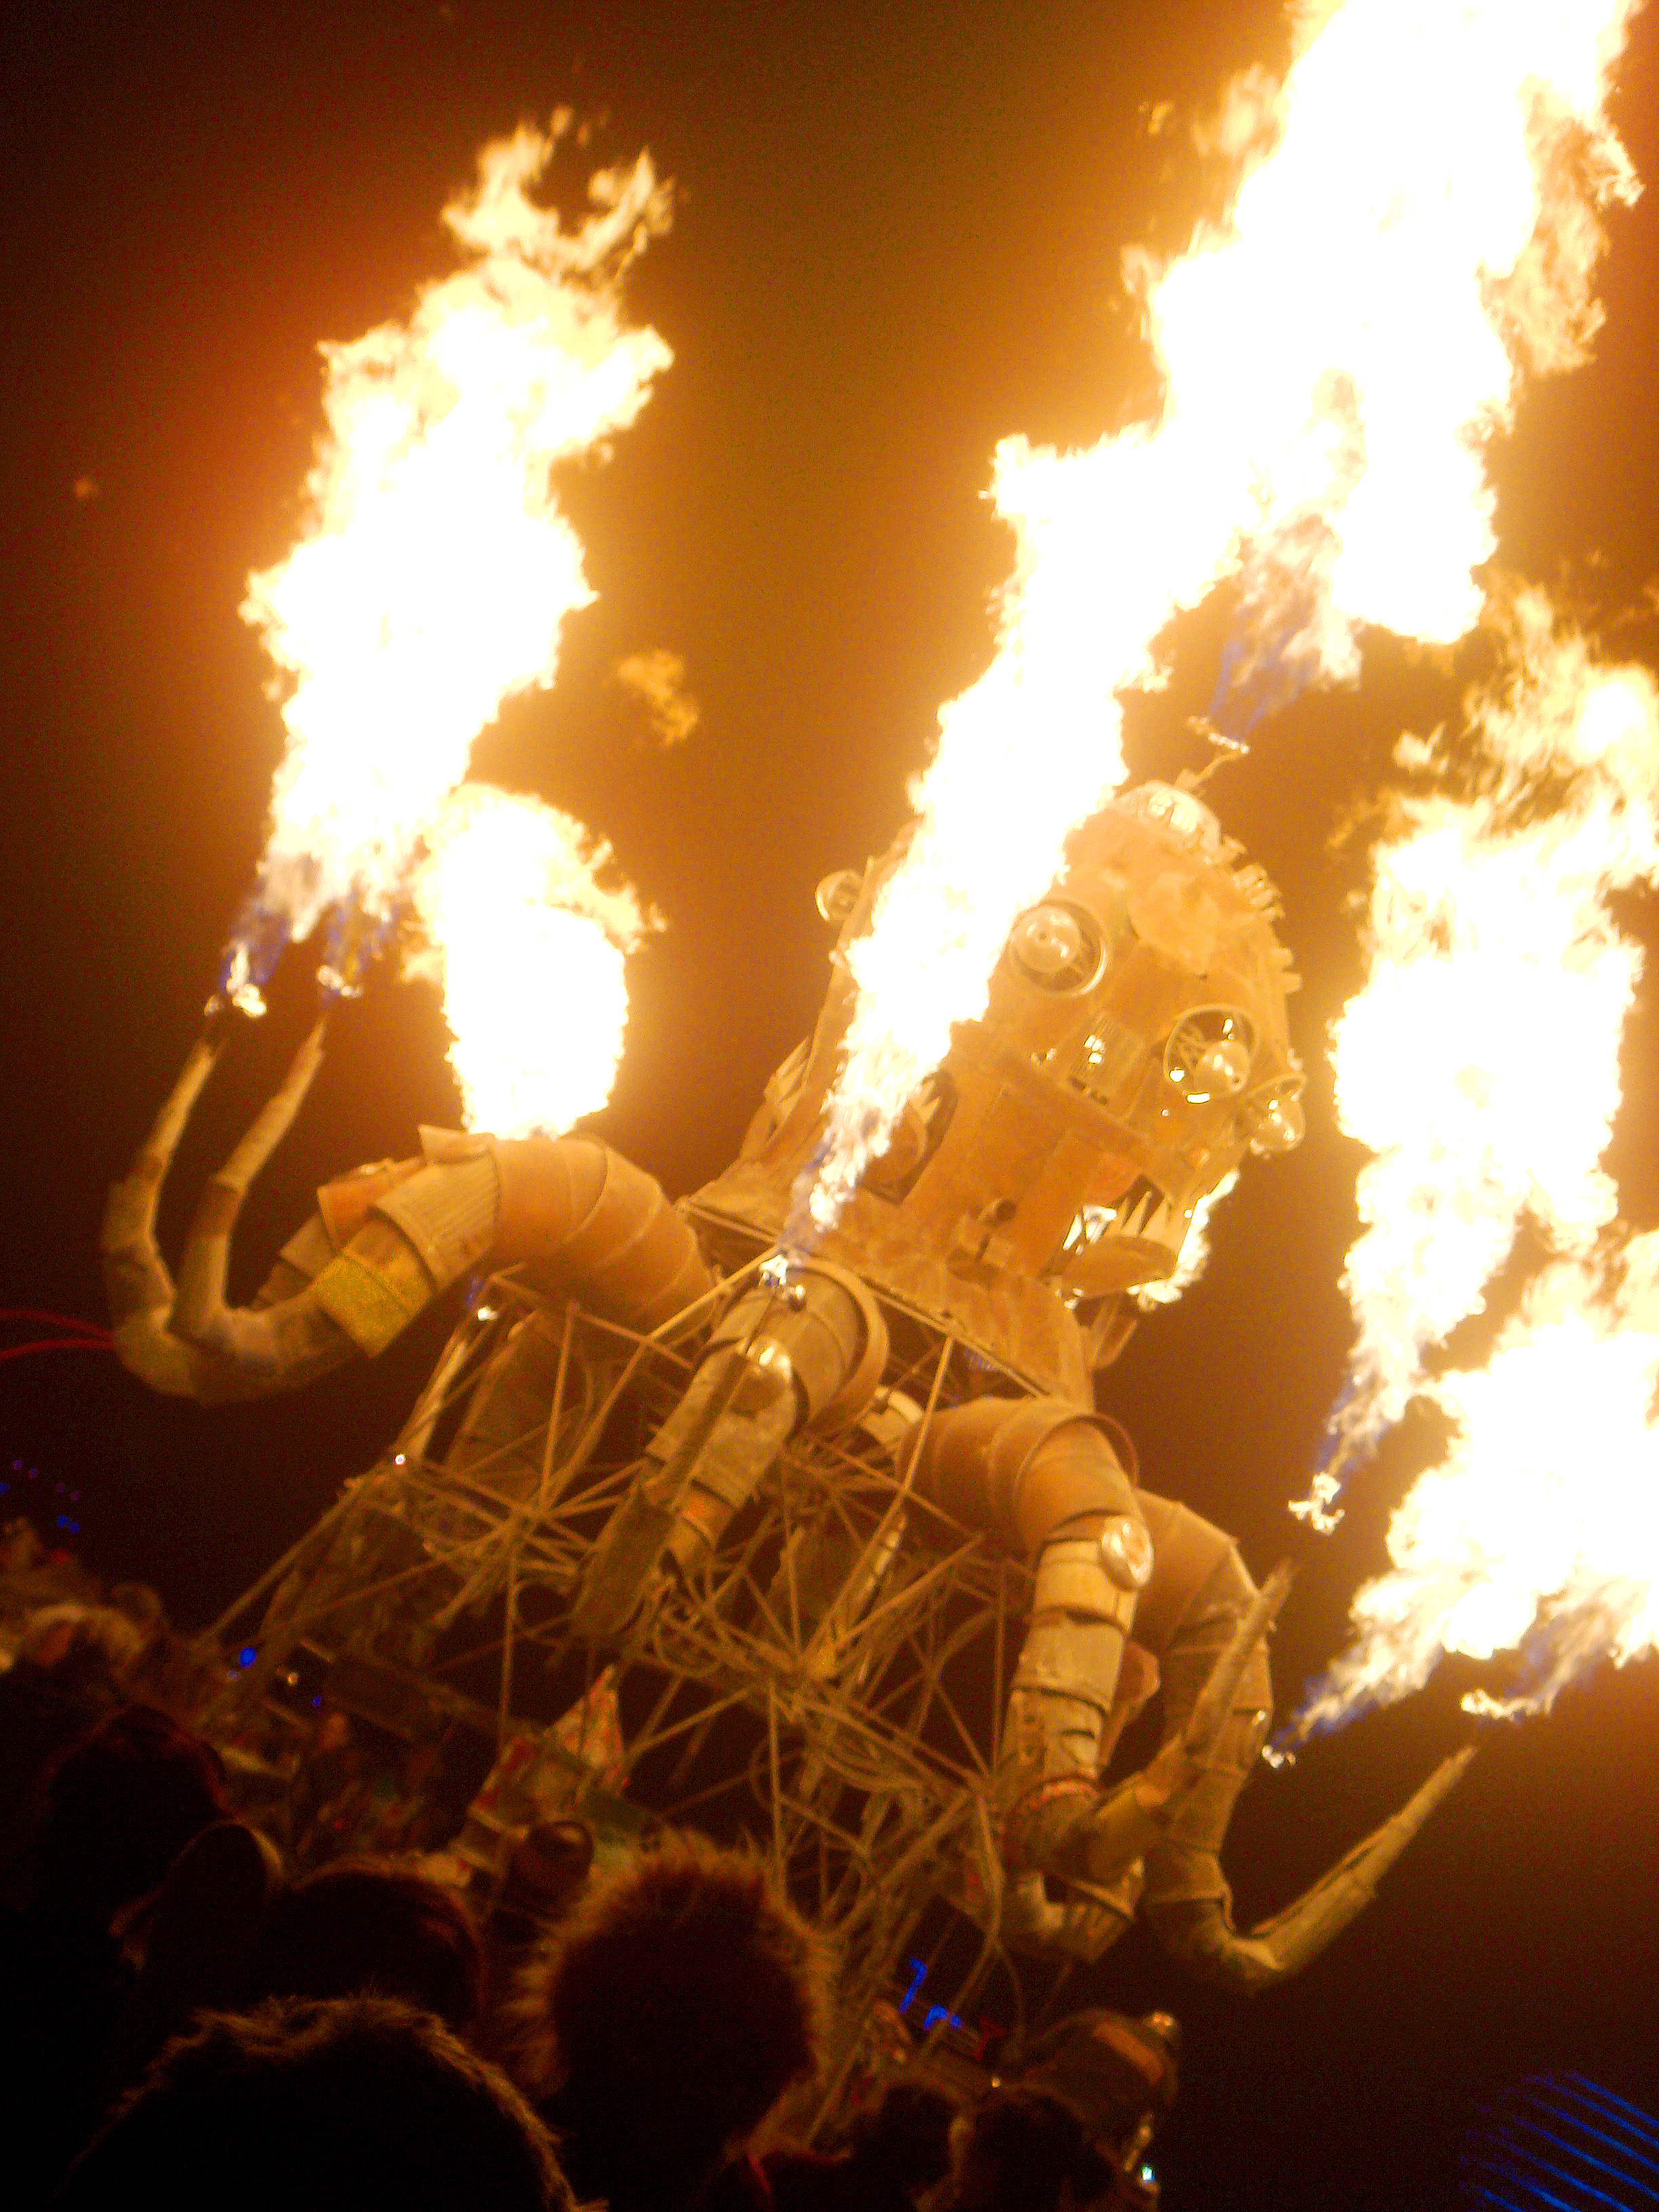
[0,1521,1174,2209]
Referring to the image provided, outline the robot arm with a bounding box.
[903,1395,1472,1992]
[1130,1497,1472,1992]
[102,1029,712,1404]
[100,1027,348,1401]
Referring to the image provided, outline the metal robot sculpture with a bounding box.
[105,778,1467,2081]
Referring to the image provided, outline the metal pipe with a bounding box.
[1127,1495,1469,1992]
[571,1265,887,1639]
[106,1040,716,1399]
[101,1033,223,1396]
[899,1404,1462,1986]
[899,1396,1147,1854]
[171,1023,327,1361]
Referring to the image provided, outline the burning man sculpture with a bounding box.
[105,778,1467,2040]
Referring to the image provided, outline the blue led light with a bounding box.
[1462,2072,1659,2210]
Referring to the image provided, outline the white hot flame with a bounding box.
[801,0,1638,1238]
[1299,605,1659,1732]
[409,784,652,1138]
[1301,1235,1659,1732]
[239,118,671,947]
[1334,602,1659,1446]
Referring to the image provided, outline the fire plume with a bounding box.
[1296,607,1659,1732]
[224,118,670,1133]
[408,785,651,1140]
[1331,605,1658,1454]
[800,0,1639,1239]
[1302,1237,1659,1732]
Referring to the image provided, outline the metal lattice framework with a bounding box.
[210,1227,1059,2075]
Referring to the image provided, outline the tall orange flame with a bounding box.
[1302,1235,1659,1731]
[1334,604,1658,1450]
[1296,606,1659,1732]
[226,119,669,1134]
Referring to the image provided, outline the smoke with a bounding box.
[614,649,699,747]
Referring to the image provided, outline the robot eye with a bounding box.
[1007,901,1104,994]
[1163,1006,1256,1102]
[1242,1080,1306,1154]
[815,869,862,924]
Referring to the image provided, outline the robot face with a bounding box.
[726,783,1303,1316]
[863,782,1305,1296]
[995,786,1302,1295]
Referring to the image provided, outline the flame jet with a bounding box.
[407,785,655,1141]
[222,119,670,1138]
[1330,605,1659,1465]
[1303,1236,1659,1734]
[799,0,1640,1244]
[1292,606,1659,1736]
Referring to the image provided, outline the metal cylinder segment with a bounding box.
[900,1395,1141,1555]
[710,1261,888,1430]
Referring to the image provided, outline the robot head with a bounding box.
[699,781,1303,1385]
[948,779,1304,1298]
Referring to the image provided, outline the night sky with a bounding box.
[4,3,1659,2205]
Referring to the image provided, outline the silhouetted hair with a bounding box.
[516,1834,831,2212]
[255,1858,485,2032]
[33,1702,224,1923]
[58,1994,570,2212]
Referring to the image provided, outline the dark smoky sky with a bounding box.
[3,3,1659,2203]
